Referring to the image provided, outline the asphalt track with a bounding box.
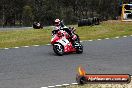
[0,36,132,88]
[0,27,32,31]
[0,26,53,31]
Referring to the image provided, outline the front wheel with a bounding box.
[76,43,83,54]
[53,43,64,56]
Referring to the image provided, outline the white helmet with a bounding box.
[55,19,60,26]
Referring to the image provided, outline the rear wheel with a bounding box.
[53,43,64,56]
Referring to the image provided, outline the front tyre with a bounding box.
[76,43,83,54]
[53,43,64,56]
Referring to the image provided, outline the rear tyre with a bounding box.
[53,43,64,56]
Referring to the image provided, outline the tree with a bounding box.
[23,5,33,26]
[0,0,128,27]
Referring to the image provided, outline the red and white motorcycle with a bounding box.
[51,28,83,56]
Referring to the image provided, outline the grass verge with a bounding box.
[76,20,132,40]
[0,29,51,48]
[0,20,132,48]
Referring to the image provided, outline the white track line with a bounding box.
[14,47,19,49]
[62,84,70,86]
[46,44,51,46]
[48,86,55,88]
[88,40,93,41]
[55,85,62,87]
[22,46,29,47]
[123,36,127,37]
[33,45,39,46]
[115,36,119,38]
[97,39,102,40]
[105,38,110,39]
[71,83,78,85]
[4,48,9,50]
[2,35,132,50]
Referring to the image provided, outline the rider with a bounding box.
[52,19,73,35]
[52,19,77,46]
[52,19,61,35]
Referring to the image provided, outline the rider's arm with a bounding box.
[62,27,73,36]
[60,21,65,27]
[52,27,58,35]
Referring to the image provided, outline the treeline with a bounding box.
[0,0,131,26]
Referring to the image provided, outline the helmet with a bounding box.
[55,19,60,26]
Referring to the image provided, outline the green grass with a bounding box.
[0,20,132,48]
[76,20,132,40]
[0,29,51,48]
